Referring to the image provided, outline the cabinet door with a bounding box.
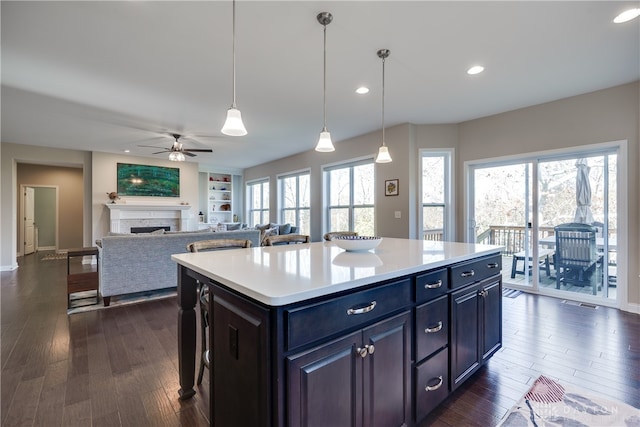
[212,287,270,427]
[481,279,502,360]
[287,331,362,427]
[362,311,411,427]
[450,283,481,390]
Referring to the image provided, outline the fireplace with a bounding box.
[105,204,193,233]
[130,226,171,234]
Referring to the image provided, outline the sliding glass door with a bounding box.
[468,145,619,304]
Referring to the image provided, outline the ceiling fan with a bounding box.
[140,133,213,161]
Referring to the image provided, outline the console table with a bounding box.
[172,238,503,426]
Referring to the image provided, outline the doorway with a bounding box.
[467,141,626,308]
[19,185,59,256]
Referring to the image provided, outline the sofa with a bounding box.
[97,229,260,305]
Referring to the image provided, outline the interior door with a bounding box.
[24,186,35,255]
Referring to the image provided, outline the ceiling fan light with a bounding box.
[221,108,247,136]
[375,145,392,163]
[315,130,335,152]
[169,151,185,162]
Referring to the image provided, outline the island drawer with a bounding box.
[415,295,448,362]
[415,268,448,303]
[415,347,449,422]
[450,254,501,289]
[285,279,411,351]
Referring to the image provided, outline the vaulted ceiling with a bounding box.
[2,1,638,169]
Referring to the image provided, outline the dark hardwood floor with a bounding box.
[2,253,638,426]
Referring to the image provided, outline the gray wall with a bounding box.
[244,82,639,309]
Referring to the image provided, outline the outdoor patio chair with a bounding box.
[554,223,602,295]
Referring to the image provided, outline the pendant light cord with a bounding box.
[381,55,386,146]
[231,0,237,109]
[322,23,327,132]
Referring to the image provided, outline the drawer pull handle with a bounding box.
[461,270,475,278]
[487,262,499,269]
[347,301,377,315]
[425,321,443,334]
[425,376,444,392]
[424,280,442,289]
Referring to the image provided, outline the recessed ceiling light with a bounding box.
[124,149,130,153]
[614,8,640,23]
[467,65,484,75]
[356,86,369,94]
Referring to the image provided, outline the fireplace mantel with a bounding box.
[105,203,192,232]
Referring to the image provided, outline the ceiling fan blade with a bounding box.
[183,149,213,153]
[152,150,169,155]
[183,151,197,157]
[139,144,168,149]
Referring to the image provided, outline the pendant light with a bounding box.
[375,49,392,163]
[221,0,247,136]
[315,12,335,152]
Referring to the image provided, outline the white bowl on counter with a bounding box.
[333,236,382,252]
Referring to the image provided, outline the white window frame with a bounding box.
[323,157,375,234]
[464,140,628,310]
[246,178,270,226]
[277,169,311,233]
[419,149,455,241]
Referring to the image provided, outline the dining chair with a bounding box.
[554,223,601,295]
[264,234,310,246]
[186,238,252,385]
[323,231,358,241]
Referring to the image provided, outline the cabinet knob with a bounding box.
[424,280,442,289]
[356,344,375,358]
[356,347,368,358]
[478,289,488,298]
[425,376,444,392]
[425,321,443,334]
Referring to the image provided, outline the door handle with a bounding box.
[346,301,376,315]
[424,280,442,289]
[425,376,444,391]
[425,321,443,334]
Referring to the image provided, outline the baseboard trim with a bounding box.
[1,263,19,271]
[624,302,640,314]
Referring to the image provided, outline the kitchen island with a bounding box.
[172,238,503,426]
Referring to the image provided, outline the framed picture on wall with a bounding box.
[385,179,399,196]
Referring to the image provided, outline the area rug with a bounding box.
[497,375,640,426]
[67,288,176,315]
[502,288,523,298]
[40,252,67,261]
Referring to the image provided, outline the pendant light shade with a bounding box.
[169,151,186,162]
[221,108,247,136]
[315,12,335,152]
[221,0,247,136]
[375,49,392,163]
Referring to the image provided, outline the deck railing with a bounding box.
[476,225,556,255]
[423,228,444,241]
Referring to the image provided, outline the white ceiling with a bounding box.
[2,1,639,170]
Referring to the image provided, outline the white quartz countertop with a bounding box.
[171,238,503,306]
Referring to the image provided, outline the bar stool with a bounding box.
[186,238,252,385]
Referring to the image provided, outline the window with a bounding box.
[467,142,624,306]
[246,179,269,226]
[325,159,375,235]
[279,171,310,234]
[421,150,453,241]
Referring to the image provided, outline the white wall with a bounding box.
[91,152,200,241]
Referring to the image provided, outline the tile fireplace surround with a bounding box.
[105,203,192,233]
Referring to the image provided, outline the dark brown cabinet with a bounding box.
[196,251,502,427]
[287,312,411,427]
[450,276,502,390]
